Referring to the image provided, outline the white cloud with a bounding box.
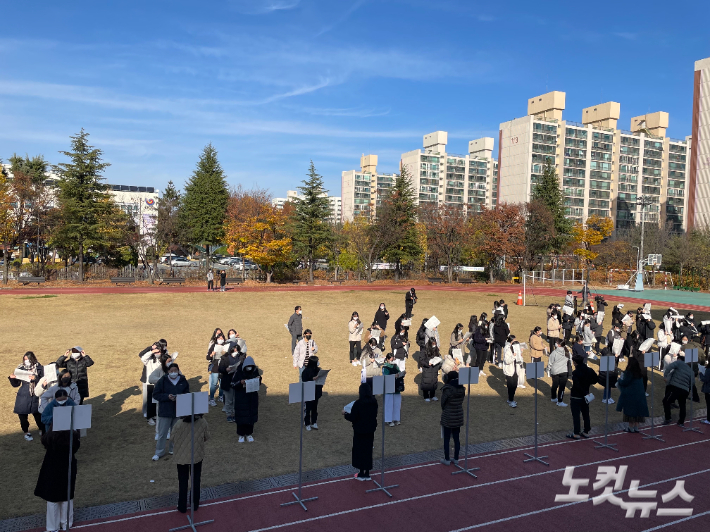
[228,0,300,15]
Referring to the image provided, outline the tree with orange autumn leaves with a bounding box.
[468,204,526,283]
[571,214,614,265]
[223,186,292,283]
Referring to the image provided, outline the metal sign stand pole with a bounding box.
[281,381,318,511]
[524,365,549,466]
[367,390,398,497]
[684,350,703,435]
[453,375,479,478]
[170,394,214,532]
[66,408,74,531]
[594,361,618,451]
[642,358,664,442]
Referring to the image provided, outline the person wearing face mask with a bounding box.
[152,363,189,461]
[502,335,522,407]
[219,343,242,423]
[529,327,545,363]
[374,303,390,350]
[140,341,165,425]
[301,356,323,431]
[288,306,304,355]
[207,331,226,407]
[449,323,466,366]
[420,338,442,402]
[9,351,44,441]
[405,288,417,319]
[56,347,94,405]
[391,326,409,372]
[37,369,81,416]
[382,353,403,427]
[35,391,81,532]
[232,356,261,442]
[293,329,318,377]
[360,338,383,389]
[582,321,597,360]
[41,387,77,430]
[348,312,364,367]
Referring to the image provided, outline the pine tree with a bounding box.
[0,161,13,284]
[531,157,572,253]
[52,129,114,282]
[155,180,183,277]
[181,144,229,260]
[292,161,332,282]
[380,165,422,280]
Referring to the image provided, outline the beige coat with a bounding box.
[529,333,545,358]
[547,317,561,338]
[348,319,364,342]
[172,417,211,465]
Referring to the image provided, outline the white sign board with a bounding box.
[425,316,440,330]
[458,367,480,385]
[599,356,616,372]
[53,404,92,431]
[525,361,545,379]
[289,381,316,404]
[372,374,395,395]
[176,392,209,417]
[644,352,660,368]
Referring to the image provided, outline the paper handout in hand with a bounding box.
[638,338,655,352]
[343,401,355,414]
[425,316,440,330]
[314,369,330,386]
[245,378,260,393]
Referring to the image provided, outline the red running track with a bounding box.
[2,284,709,312]
[62,421,710,532]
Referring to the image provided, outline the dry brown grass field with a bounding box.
[1,289,706,520]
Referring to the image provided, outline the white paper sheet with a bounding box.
[425,316,440,330]
[428,356,442,366]
[639,338,655,352]
[176,392,209,417]
[343,401,355,414]
[44,363,58,385]
[451,349,463,363]
[314,369,330,386]
[401,319,412,327]
[612,338,625,355]
[12,368,33,382]
[245,378,260,393]
[369,329,381,339]
[53,404,92,431]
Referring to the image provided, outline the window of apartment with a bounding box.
[591,151,612,162]
[563,168,585,178]
[642,186,661,195]
[534,123,558,133]
[590,170,611,180]
[621,136,640,147]
[564,157,586,168]
[668,144,686,154]
[589,180,611,190]
[589,189,610,199]
[590,161,612,171]
[533,143,556,155]
[619,145,640,156]
[644,140,663,150]
[619,173,637,183]
[642,167,662,177]
[563,178,585,187]
[588,209,610,217]
[644,149,663,160]
[565,128,587,139]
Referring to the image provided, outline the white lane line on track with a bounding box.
[639,510,710,532]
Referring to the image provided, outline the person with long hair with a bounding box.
[138,340,167,422]
[348,311,363,366]
[420,338,442,402]
[207,330,226,407]
[548,338,570,406]
[344,383,378,481]
[547,312,562,355]
[219,343,242,423]
[171,413,210,513]
[502,335,521,407]
[360,338,383,389]
[405,288,417,319]
[473,323,489,376]
[302,356,323,431]
[449,323,466,365]
[373,302,390,349]
[440,370,465,465]
[616,356,649,433]
[152,363,189,461]
[382,353,402,427]
[232,356,261,442]
[493,314,509,367]
[567,354,598,439]
[529,326,545,363]
[8,351,44,440]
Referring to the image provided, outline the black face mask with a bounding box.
[61,378,71,387]
[305,335,312,340]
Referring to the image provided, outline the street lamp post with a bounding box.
[634,195,653,291]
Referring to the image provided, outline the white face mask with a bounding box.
[229,334,236,339]
[169,373,179,380]
[380,306,385,310]
[217,339,224,345]
[24,360,31,367]
[56,400,67,405]
[71,353,81,359]
[682,340,688,345]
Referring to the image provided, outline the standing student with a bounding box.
[547,313,561,354]
[473,324,489,376]
[561,311,575,343]
[343,383,378,481]
[152,363,189,461]
[9,351,44,441]
[405,288,417,319]
[219,270,227,292]
[449,323,466,363]
[232,356,261,442]
[34,422,80,532]
[36,370,81,421]
[582,321,597,360]
[493,315,509,366]
[599,347,619,404]
[302,356,323,431]
[218,343,242,423]
[567,355,598,439]
[382,353,402,427]
[56,347,94,405]
[374,303,390,350]
[662,352,694,426]
[207,330,226,406]
[288,306,303,355]
[171,413,210,513]
[700,362,710,425]
[440,370,465,465]
[293,329,318,376]
[360,338,383,389]
[529,327,545,363]
[348,312,364,366]
[548,339,569,406]
[415,318,428,370]
[420,338,442,402]
[616,356,649,433]
[657,324,669,370]
[207,269,214,291]
[502,335,521,407]
[140,343,164,424]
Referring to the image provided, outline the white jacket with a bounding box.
[292,339,318,368]
[142,351,164,385]
[503,343,522,377]
[36,382,81,413]
[657,329,668,348]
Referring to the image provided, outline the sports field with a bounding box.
[1,287,708,520]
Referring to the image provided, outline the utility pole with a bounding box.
[635,195,653,291]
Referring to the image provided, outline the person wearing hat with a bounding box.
[301,356,323,430]
[232,355,261,442]
[40,388,77,433]
[343,383,378,481]
[440,370,465,465]
[8,351,44,441]
[34,394,81,532]
[56,347,94,404]
[152,363,189,460]
[567,353,598,439]
[171,413,210,513]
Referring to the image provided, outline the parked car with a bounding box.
[170,257,193,267]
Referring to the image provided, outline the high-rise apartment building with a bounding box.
[272,190,342,223]
[498,92,690,231]
[688,56,710,229]
[341,133,498,222]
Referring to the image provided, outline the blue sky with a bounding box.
[1,0,708,197]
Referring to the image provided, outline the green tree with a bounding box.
[380,165,422,280]
[0,162,13,284]
[52,129,114,282]
[156,181,183,277]
[291,161,333,282]
[531,157,572,253]
[180,144,229,261]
